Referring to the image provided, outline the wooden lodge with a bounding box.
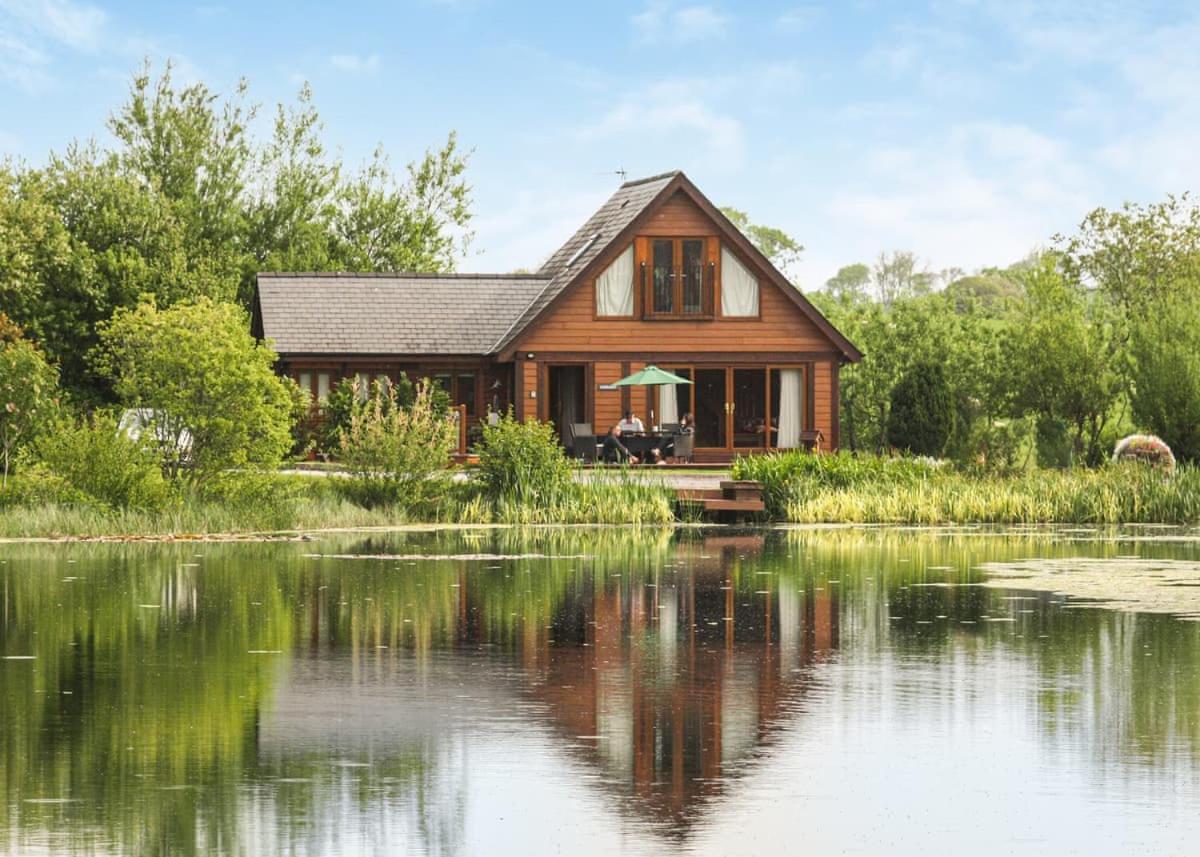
[252,170,861,462]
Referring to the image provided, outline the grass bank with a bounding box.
[0,470,675,538]
[731,451,1200,525]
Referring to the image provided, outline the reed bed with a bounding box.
[734,450,1200,525]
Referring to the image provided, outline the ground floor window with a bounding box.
[294,370,334,405]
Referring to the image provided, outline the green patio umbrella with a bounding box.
[612,365,693,431]
[612,365,693,387]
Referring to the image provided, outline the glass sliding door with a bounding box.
[732,368,768,448]
[694,369,727,449]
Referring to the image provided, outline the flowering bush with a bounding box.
[1112,434,1176,472]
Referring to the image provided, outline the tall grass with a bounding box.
[734,450,1200,525]
[453,469,674,525]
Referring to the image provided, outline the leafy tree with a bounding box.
[0,319,59,485]
[720,206,804,279]
[824,263,870,303]
[1128,289,1200,461]
[1,63,473,401]
[95,298,294,480]
[885,360,954,456]
[1005,254,1123,465]
[943,270,1022,311]
[873,250,933,303]
[1058,194,1200,319]
[108,61,253,293]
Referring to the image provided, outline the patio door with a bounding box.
[693,368,727,449]
[548,365,586,448]
[732,368,768,449]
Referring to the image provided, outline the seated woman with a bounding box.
[601,424,639,464]
[653,412,694,461]
[617,411,645,433]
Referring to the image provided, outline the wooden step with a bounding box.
[700,498,765,513]
[675,489,726,502]
[719,480,764,502]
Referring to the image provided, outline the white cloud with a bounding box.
[577,78,745,169]
[0,31,49,89]
[777,5,819,31]
[814,121,1090,284]
[633,2,730,44]
[329,52,381,73]
[0,0,106,50]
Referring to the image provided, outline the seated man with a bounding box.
[602,424,639,464]
[617,410,645,433]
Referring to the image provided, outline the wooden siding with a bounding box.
[518,360,538,421]
[640,191,714,235]
[519,277,834,354]
[594,361,624,433]
[813,361,833,446]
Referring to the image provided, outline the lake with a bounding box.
[3,525,1200,856]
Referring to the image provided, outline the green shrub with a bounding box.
[475,413,574,508]
[320,375,451,456]
[0,465,89,509]
[886,360,954,456]
[337,380,457,511]
[30,413,171,510]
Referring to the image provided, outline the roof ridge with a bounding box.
[257,271,549,280]
[620,169,682,188]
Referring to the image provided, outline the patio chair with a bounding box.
[673,432,694,463]
[569,422,599,462]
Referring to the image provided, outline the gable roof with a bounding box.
[254,170,861,362]
[255,272,549,356]
[489,171,680,355]
[493,171,862,362]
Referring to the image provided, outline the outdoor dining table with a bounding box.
[620,432,670,461]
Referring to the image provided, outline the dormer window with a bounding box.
[642,237,714,319]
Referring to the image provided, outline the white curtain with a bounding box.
[721,247,759,317]
[596,245,634,316]
[777,369,803,448]
[658,384,679,426]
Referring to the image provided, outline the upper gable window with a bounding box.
[595,245,635,317]
[643,237,714,319]
[720,246,759,317]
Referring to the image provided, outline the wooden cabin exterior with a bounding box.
[253,171,861,461]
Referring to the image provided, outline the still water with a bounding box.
[3,526,1200,856]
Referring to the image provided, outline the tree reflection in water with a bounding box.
[2,526,1200,855]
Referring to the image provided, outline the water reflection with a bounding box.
[2,527,1200,855]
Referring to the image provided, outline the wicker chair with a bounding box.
[673,432,694,463]
[569,423,599,462]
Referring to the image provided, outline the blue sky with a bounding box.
[1,0,1197,287]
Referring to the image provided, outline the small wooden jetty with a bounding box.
[675,480,765,522]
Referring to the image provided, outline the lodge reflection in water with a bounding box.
[269,533,837,832]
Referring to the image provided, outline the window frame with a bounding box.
[639,236,716,321]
